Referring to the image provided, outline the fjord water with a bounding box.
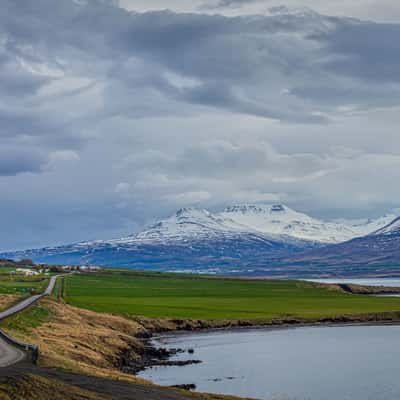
[305,278,400,296]
[305,278,400,287]
[139,325,400,400]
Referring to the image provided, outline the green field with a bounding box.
[0,275,49,296]
[63,272,400,321]
[0,267,16,274]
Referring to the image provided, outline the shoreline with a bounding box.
[120,282,400,377]
[126,311,400,377]
[130,318,400,394]
[151,319,400,340]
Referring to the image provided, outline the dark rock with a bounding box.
[157,360,202,367]
[169,384,196,391]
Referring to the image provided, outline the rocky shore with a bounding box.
[119,339,201,375]
[309,281,400,295]
[120,309,400,378]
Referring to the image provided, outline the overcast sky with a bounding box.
[1,0,400,251]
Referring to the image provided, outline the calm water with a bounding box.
[304,278,400,287]
[139,325,400,400]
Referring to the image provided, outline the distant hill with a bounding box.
[0,258,35,268]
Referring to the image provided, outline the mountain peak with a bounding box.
[175,207,208,217]
[224,203,290,215]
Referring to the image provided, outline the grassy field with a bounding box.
[0,275,49,295]
[63,271,400,321]
[0,267,16,274]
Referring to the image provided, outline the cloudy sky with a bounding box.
[1,0,400,251]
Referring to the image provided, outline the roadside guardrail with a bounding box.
[0,274,62,365]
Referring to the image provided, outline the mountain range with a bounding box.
[284,216,400,276]
[2,204,399,277]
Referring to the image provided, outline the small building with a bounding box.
[16,268,39,276]
[79,265,101,272]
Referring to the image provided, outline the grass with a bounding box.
[0,275,49,296]
[0,302,50,335]
[63,271,400,321]
[0,267,16,274]
[52,276,65,300]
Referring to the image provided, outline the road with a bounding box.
[0,275,59,367]
[0,275,57,320]
[0,339,25,367]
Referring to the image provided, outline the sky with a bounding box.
[1,0,400,251]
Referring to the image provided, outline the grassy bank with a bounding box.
[63,271,400,321]
[0,297,246,400]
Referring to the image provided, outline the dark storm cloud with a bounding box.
[310,19,400,83]
[0,147,47,176]
[1,0,400,137]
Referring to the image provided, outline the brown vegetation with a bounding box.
[0,374,111,400]
[4,298,150,383]
[0,296,20,312]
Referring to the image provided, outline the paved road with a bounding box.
[0,275,57,320]
[0,275,59,367]
[0,339,25,367]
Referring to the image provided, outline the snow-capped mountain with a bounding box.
[79,204,393,246]
[218,204,394,244]
[2,204,398,275]
[88,206,315,246]
[1,211,310,273]
[122,208,260,243]
[283,216,400,275]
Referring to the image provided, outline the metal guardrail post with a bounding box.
[31,345,39,364]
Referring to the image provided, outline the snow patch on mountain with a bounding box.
[372,217,400,236]
[218,204,394,244]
